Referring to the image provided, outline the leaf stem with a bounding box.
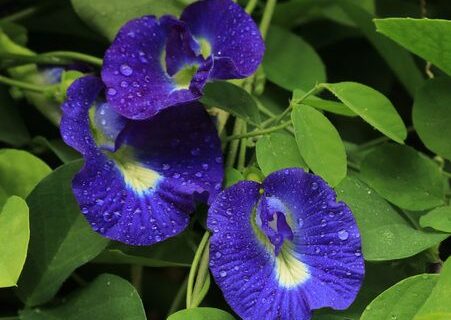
[0,53,70,69]
[238,122,248,171]
[355,126,415,151]
[0,74,54,93]
[186,231,210,308]
[226,121,290,141]
[40,51,103,67]
[259,0,277,39]
[131,265,143,295]
[226,118,245,167]
[245,0,259,14]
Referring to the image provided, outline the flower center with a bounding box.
[257,196,294,255]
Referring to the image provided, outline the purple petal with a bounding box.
[61,76,224,245]
[208,168,364,319]
[181,0,265,79]
[262,169,365,309]
[101,16,210,120]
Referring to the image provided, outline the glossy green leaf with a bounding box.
[201,81,261,126]
[94,232,196,267]
[336,176,448,260]
[360,274,439,320]
[20,274,146,320]
[17,161,109,306]
[338,1,424,96]
[292,105,346,186]
[168,307,235,320]
[256,133,308,176]
[224,167,244,188]
[0,196,29,287]
[0,88,30,146]
[415,258,451,320]
[321,82,407,143]
[420,206,451,233]
[263,26,326,91]
[71,0,194,40]
[413,78,451,161]
[0,149,51,205]
[360,144,445,211]
[293,89,356,117]
[375,18,451,76]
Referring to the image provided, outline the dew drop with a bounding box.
[338,230,349,240]
[120,64,133,76]
[215,252,222,259]
[297,218,304,227]
[219,270,227,277]
[107,88,117,96]
[311,182,318,190]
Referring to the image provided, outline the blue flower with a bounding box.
[208,168,364,320]
[101,0,265,119]
[61,76,223,245]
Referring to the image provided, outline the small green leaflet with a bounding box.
[375,18,451,77]
[360,144,445,211]
[321,82,407,143]
[420,206,451,233]
[0,196,29,287]
[20,274,146,320]
[292,105,346,187]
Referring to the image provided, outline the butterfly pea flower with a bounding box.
[208,168,364,320]
[101,0,265,120]
[60,76,223,245]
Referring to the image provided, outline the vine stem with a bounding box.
[40,51,103,67]
[186,231,210,308]
[259,0,277,39]
[0,75,54,93]
[245,0,259,14]
[167,276,189,316]
[226,119,245,167]
[225,121,290,141]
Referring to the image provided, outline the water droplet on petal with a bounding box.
[120,64,133,76]
[107,88,117,96]
[219,270,227,277]
[338,230,349,240]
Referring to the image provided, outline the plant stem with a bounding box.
[167,276,189,316]
[226,119,245,167]
[246,0,259,14]
[238,122,248,171]
[442,170,451,179]
[0,75,54,93]
[0,53,69,69]
[226,121,290,141]
[40,51,103,67]
[191,240,211,307]
[259,0,277,39]
[1,4,46,22]
[186,231,210,308]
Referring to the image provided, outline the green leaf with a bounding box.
[338,1,424,96]
[293,89,357,117]
[321,82,407,143]
[415,258,451,320]
[0,21,28,46]
[256,133,307,176]
[0,87,30,146]
[224,167,244,188]
[94,232,196,267]
[200,81,261,126]
[168,307,235,320]
[420,206,451,233]
[0,149,51,205]
[20,274,146,320]
[0,196,29,287]
[292,105,346,186]
[360,144,445,211]
[32,136,81,164]
[71,0,194,40]
[336,176,448,260]
[375,18,451,77]
[17,161,109,307]
[413,78,451,161]
[263,26,326,91]
[360,274,439,320]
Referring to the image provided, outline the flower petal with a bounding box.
[181,0,265,79]
[61,76,224,245]
[102,16,205,120]
[208,168,364,320]
[262,168,364,310]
